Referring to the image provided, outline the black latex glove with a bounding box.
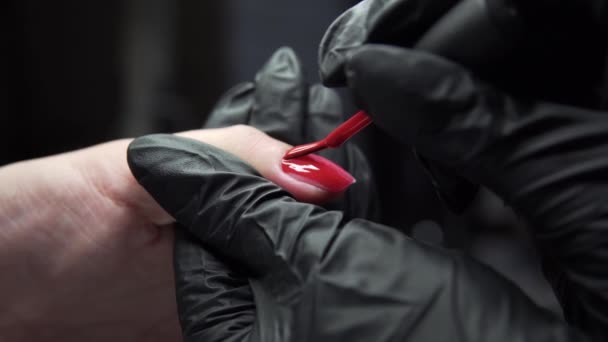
[319,0,478,213]
[127,134,589,341]
[318,0,608,213]
[319,0,608,100]
[336,43,608,339]
[204,47,378,221]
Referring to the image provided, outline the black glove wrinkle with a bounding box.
[318,1,371,86]
[173,227,255,342]
[318,0,459,86]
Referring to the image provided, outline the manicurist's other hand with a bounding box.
[318,0,608,338]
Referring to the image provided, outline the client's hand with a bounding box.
[0,125,338,342]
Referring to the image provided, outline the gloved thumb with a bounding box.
[127,133,344,281]
[126,133,290,276]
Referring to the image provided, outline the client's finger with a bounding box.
[77,125,353,227]
[177,125,353,204]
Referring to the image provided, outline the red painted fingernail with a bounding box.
[281,154,355,193]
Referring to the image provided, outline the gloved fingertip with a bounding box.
[257,46,302,82]
[127,134,178,182]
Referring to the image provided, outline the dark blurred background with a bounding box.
[3,0,352,163]
[3,0,560,317]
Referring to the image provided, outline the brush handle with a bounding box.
[324,111,372,148]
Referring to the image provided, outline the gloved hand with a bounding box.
[319,4,608,337]
[318,0,608,213]
[319,0,608,105]
[320,0,480,213]
[339,43,608,339]
[127,133,590,342]
[204,47,379,221]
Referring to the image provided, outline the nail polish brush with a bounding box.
[283,110,372,159]
[285,0,526,160]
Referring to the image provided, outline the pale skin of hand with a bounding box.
[0,125,334,342]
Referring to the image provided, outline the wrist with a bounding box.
[0,140,170,233]
[0,157,67,233]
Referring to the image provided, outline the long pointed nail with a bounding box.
[281,154,355,193]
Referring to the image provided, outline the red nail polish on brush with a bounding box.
[281,154,355,193]
[280,110,371,192]
[283,111,372,159]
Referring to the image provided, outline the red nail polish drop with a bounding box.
[281,154,355,193]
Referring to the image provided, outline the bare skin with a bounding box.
[0,125,336,342]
